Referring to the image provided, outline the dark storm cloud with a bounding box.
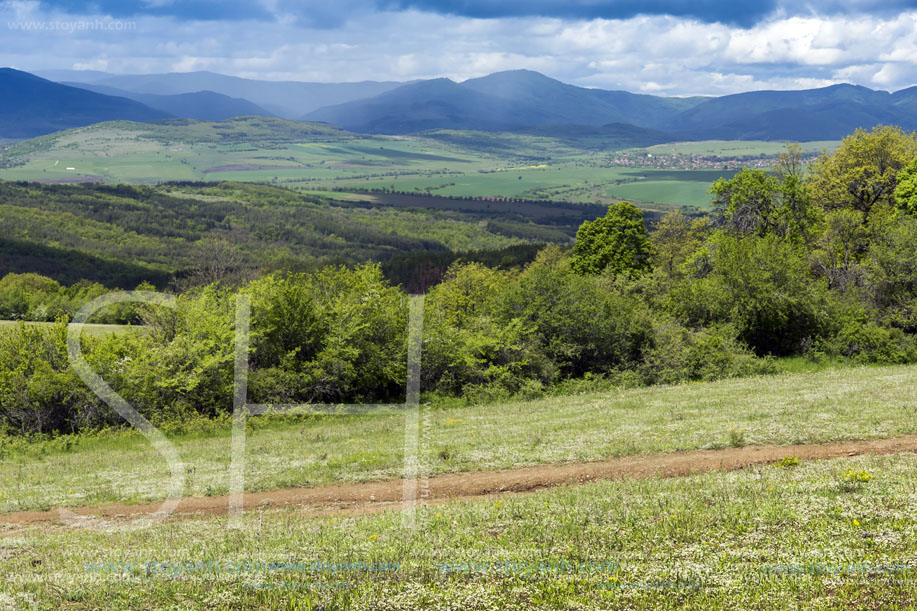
[29,0,917,27]
[34,0,273,21]
[383,0,917,25]
[381,0,778,27]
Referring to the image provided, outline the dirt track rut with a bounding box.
[5,434,917,527]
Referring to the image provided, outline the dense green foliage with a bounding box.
[4,125,917,437]
[0,273,147,323]
[0,180,578,289]
[571,202,651,276]
[808,125,917,215]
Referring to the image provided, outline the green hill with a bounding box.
[0,180,585,288]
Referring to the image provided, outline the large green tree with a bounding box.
[807,125,917,216]
[710,148,818,243]
[711,167,780,237]
[571,202,651,276]
[650,210,712,278]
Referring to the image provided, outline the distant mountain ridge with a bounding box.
[39,69,404,119]
[0,68,169,138]
[61,83,274,121]
[305,70,917,140]
[304,70,709,134]
[665,83,917,140]
[18,67,917,141]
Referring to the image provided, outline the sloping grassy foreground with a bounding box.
[3,451,917,609]
[2,363,916,513]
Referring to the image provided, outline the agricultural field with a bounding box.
[3,363,917,608]
[633,140,839,157]
[0,320,134,336]
[602,169,737,208]
[0,119,822,210]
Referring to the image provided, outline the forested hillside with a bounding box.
[0,180,576,289]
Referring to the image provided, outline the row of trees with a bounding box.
[4,125,917,436]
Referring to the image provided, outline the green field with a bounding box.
[633,140,839,157]
[2,362,911,513]
[601,169,738,207]
[0,320,134,336]
[0,119,824,209]
[3,453,913,609]
[3,363,917,608]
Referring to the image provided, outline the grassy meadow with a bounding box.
[2,362,914,514]
[3,446,917,608]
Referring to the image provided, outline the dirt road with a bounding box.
[4,434,917,527]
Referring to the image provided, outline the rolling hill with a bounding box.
[41,70,405,118]
[0,68,169,138]
[0,179,578,288]
[62,83,273,121]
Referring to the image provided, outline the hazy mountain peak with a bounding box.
[0,68,169,138]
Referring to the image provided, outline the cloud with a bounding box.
[23,0,917,29]
[382,0,778,27]
[33,0,273,21]
[5,0,917,95]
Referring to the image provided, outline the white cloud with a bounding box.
[3,0,917,94]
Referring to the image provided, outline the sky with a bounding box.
[3,0,917,95]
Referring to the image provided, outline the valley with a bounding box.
[0,117,831,211]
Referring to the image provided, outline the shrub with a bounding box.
[493,247,653,377]
[0,321,110,434]
[667,233,830,356]
[640,319,776,385]
[247,264,408,404]
[815,311,917,364]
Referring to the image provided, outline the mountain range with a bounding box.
[0,69,169,138]
[7,67,917,141]
[37,69,403,118]
[60,82,273,121]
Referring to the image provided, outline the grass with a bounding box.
[604,177,719,208]
[3,451,917,608]
[3,363,917,513]
[0,320,135,336]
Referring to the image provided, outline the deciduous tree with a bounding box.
[807,125,917,216]
[571,202,651,276]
